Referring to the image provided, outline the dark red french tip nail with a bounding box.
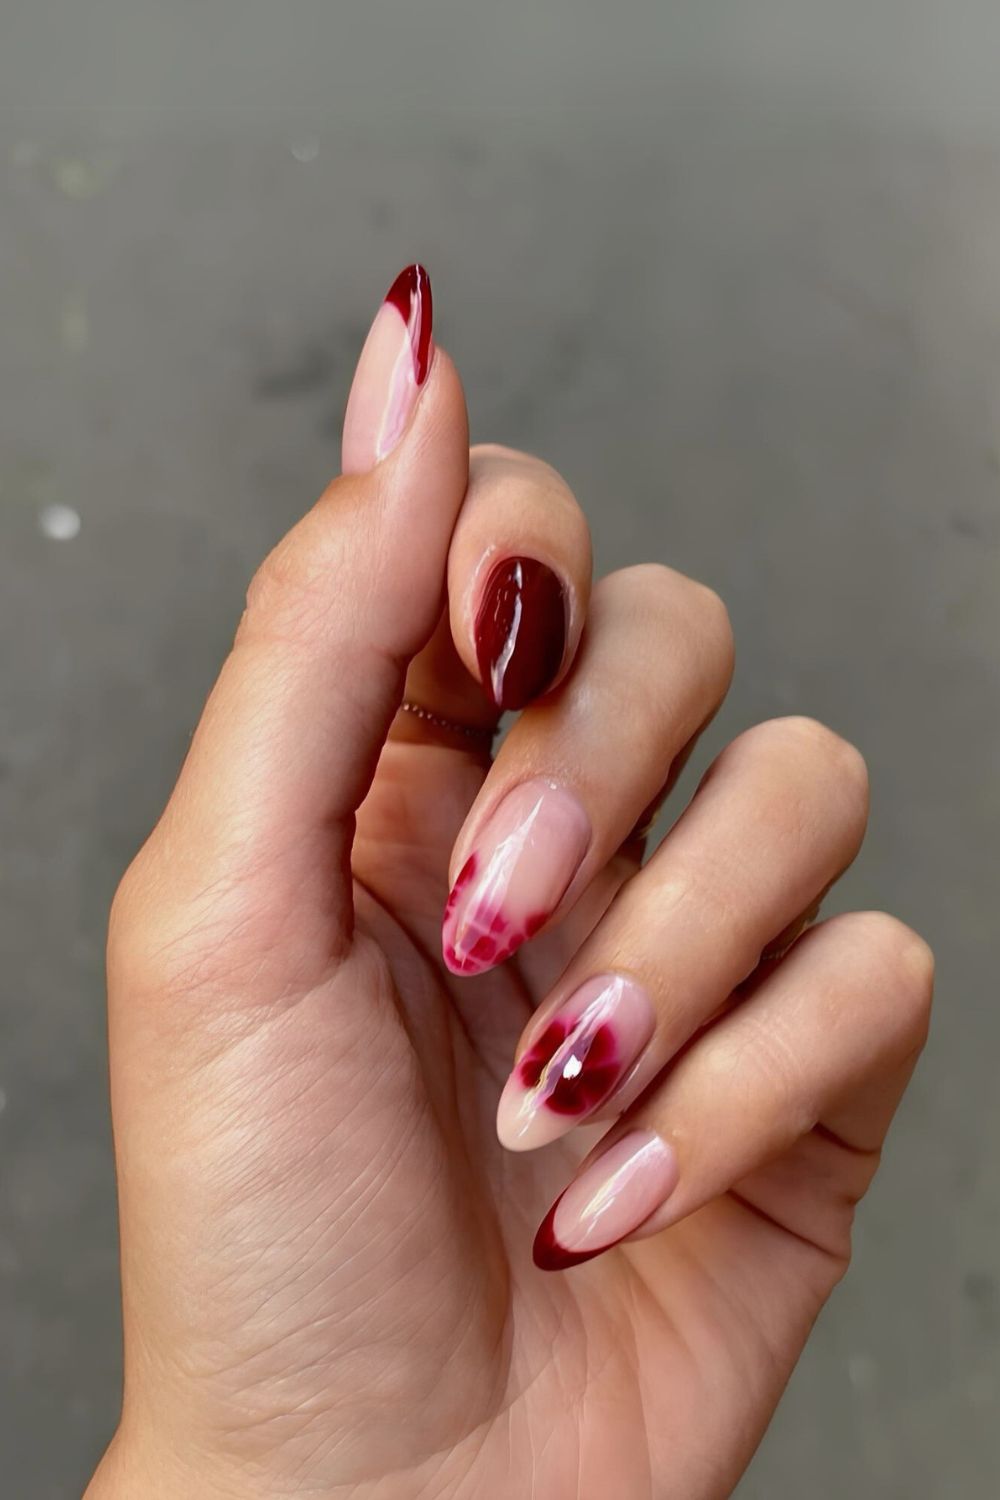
[475,557,567,711]
[383,264,434,385]
[532,1202,604,1272]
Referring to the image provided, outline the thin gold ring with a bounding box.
[397,699,497,745]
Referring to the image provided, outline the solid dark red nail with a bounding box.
[475,557,567,710]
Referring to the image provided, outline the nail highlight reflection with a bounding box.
[475,557,567,710]
[497,975,655,1150]
[533,1131,679,1271]
[341,264,434,473]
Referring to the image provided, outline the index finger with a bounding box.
[400,446,592,732]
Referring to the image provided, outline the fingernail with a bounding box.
[341,264,434,474]
[533,1130,678,1271]
[497,975,655,1150]
[442,779,590,976]
[475,557,567,710]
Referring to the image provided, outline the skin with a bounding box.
[85,327,933,1500]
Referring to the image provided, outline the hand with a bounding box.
[87,267,933,1500]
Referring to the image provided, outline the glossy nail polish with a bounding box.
[533,1130,679,1271]
[341,264,434,474]
[442,779,590,976]
[496,975,655,1151]
[475,557,567,710]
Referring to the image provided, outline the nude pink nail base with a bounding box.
[341,264,434,474]
[496,975,655,1150]
[442,780,590,976]
[532,1131,679,1271]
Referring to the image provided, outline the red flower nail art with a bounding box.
[517,1018,621,1115]
[496,975,656,1152]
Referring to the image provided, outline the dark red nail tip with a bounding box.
[384,264,434,384]
[532,1202,609,1271]
[444,853,477,915]
[475,558,567,711]
[523,910,549,939]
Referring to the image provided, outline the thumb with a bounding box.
[119,266,469,987]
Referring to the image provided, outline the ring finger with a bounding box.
[496,715,870,1149]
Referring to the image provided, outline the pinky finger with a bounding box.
[533,911,933,1270]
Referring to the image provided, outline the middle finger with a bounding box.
[496,715,869,1150]
[442,563,735,974]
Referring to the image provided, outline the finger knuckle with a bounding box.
[107,851,160,990]
[245,535,303,618]
[243,530,335,647]
[618,569,737,715]
[872,911,935,1034]
[836,910,935,1049]
[107,869,137,955]
[697,1010,810,1128]
[758,716,869,804]
[621,562,678,613]
[622,565,730,635]
[691,580,735,676]
[470,444,569,500]
[469,442,533,467]
[470,446,585,527]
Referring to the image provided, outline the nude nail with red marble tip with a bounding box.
[341,264,434,474]
[533,1130,679,1271]
[442,779,591,976]
[496,975,656,1151]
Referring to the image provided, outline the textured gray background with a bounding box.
[1,4,998,1496]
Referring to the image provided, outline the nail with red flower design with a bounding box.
[497,974,656,1149]
[442,779,590,976]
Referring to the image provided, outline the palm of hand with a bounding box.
[111,741,862,1500]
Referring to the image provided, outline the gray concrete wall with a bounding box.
[1,5,997,1496]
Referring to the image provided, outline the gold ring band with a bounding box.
[398,700,496,744]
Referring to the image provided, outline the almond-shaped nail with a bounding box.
[341,264,434,474]
[497,975,655,1151]
[533,1130,678,1271]
[475,557,567,710]
[442,779,590,976]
